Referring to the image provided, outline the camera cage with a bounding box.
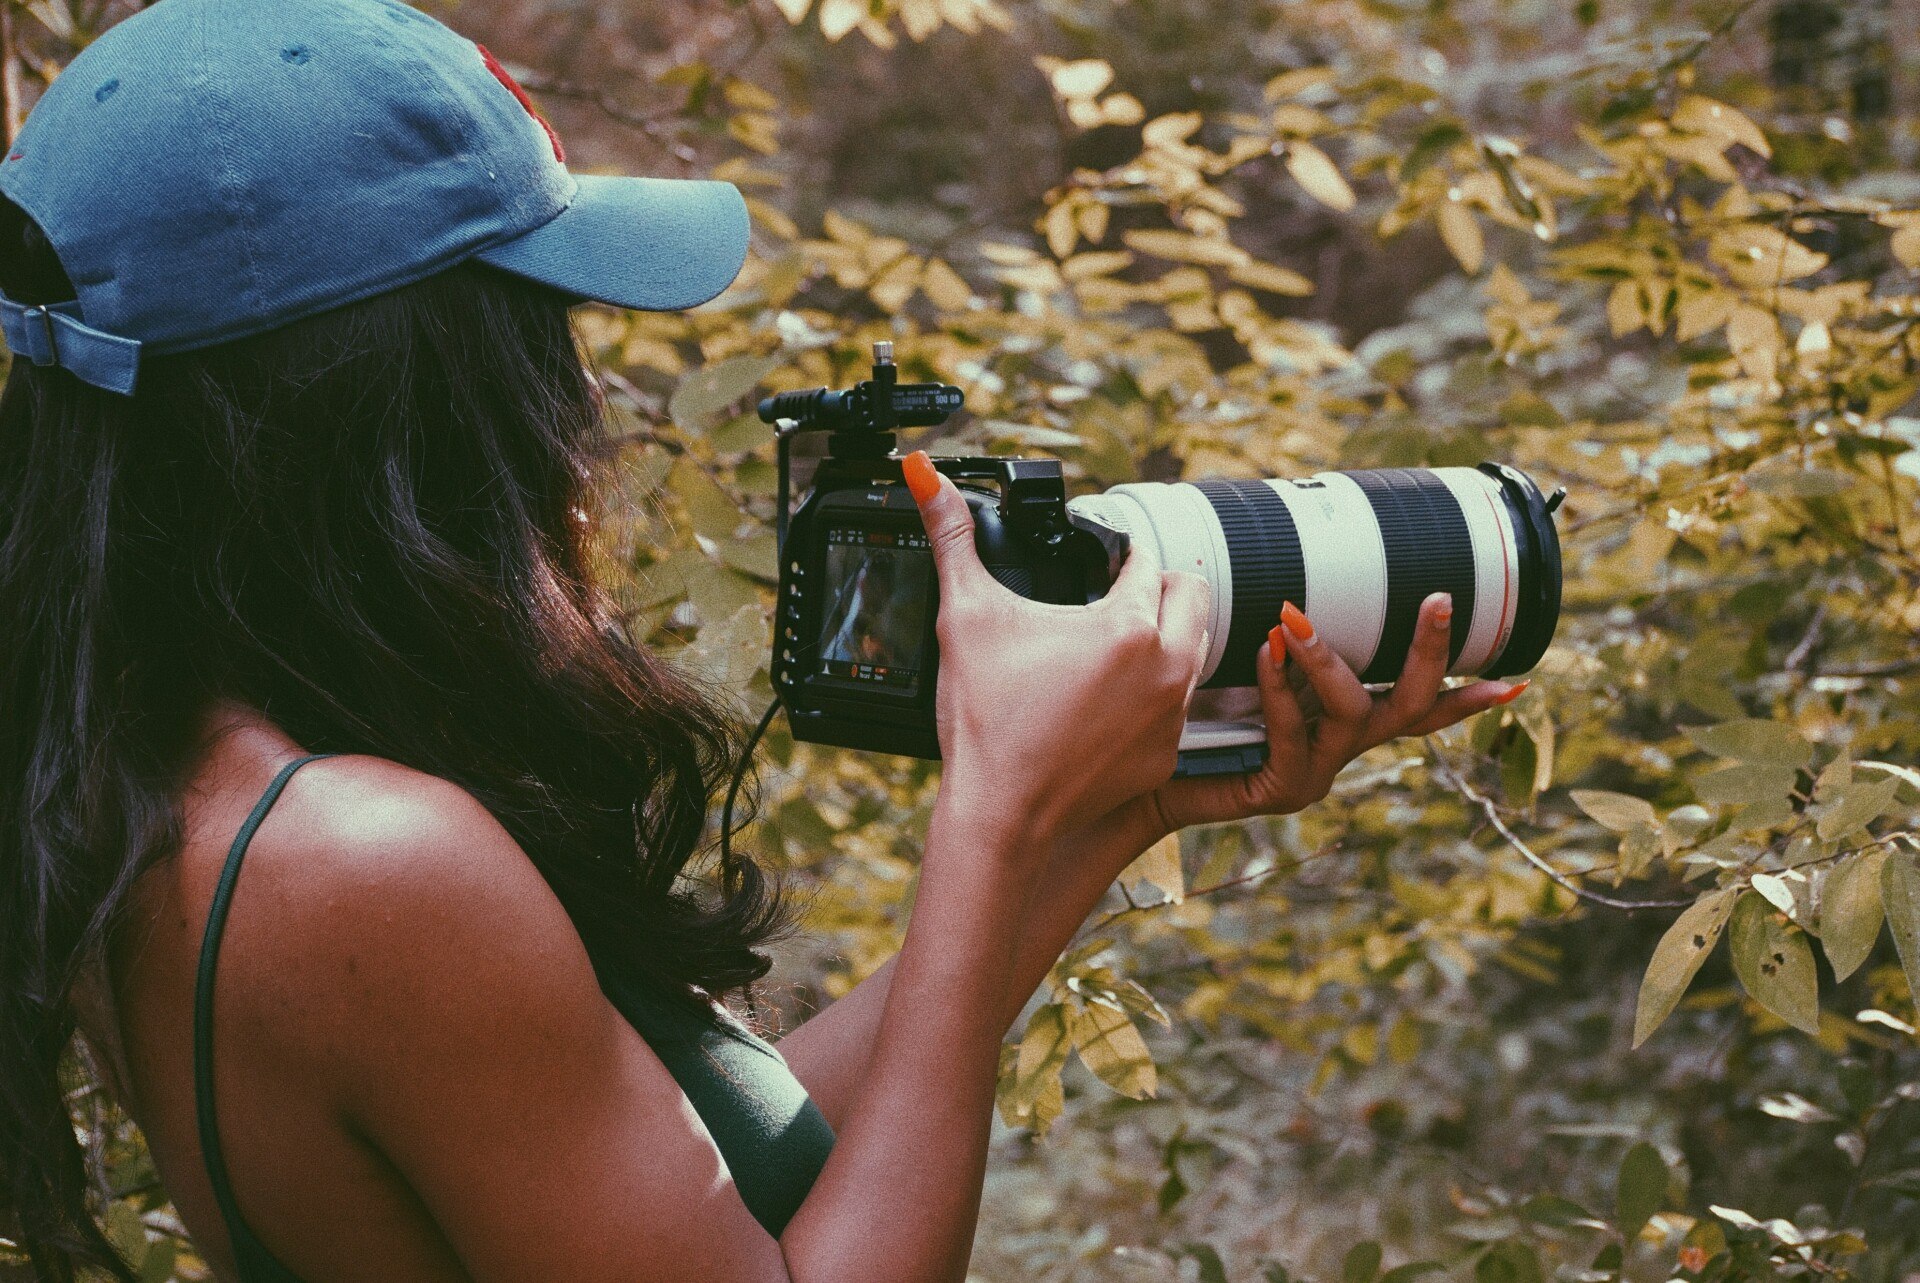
[753,342,1564,778]
[760,342,1116,761]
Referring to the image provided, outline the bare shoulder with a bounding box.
[208,751,617,1108]
[264,752,532,890]
[216,751,558,932]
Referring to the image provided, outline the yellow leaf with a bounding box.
[1070,1002,1157,1099]
[1097,93,1145,127]
[1892,221,1920,270]
[899,0,941,40]
[818,0,864,40]
[919,257,972,310]
[1077,199,1110,245]
[1285,141,1356,212]
[1062,249,1134,279]
[1122,228,1247,267]
[1712,225,1828,287]
[1270,104,1335,138]
[1227,259,1315,296]
[1675,285,1733,342]
[1436,199,1484,273]
[1044,199,1079,259]
[1622,518,1677,578]
[999,1005,1071,1135]
[1727,304,1781,381]
[1796,320,1831,361]
[1485,263,1530,308]
[1608,279,1645,337]
[1142,111,1203,150]
[821,208,870,246]
[1122,832,1184,904]
[1264,66,1335,101]
[1048,57,1113,99]
[1673,94,1771,158]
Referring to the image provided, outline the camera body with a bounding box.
[762,342,1564,776]
[773,449,1110,761]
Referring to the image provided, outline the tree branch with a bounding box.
[1426,743,1694,912]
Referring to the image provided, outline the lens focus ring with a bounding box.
[1193,480,1305,688]
[1346,468,1479,682]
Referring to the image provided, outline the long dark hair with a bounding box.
[0,196,785,1280]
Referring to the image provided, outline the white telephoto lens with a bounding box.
[1068,463,1561,687]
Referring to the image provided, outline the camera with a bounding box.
[760,343,1564,776]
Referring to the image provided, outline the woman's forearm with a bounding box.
[777,780,1042,1282]
[778,791,1169,1128]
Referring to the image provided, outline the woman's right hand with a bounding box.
[902,451,1211,849]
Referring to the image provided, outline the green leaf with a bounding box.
[1634,889,1737,1046]
[1728,891,1820,1035]
[668,457,748,542]
[1880,852,1920,1006]
[1571,789,1658,832]
[138,1238,176,1283]
[669,354,783,433]
[1617,823,1663,883]
[1180,1243,1231,1283]
[1476,1241,1543,1283]
[1815,752,1854,801]
[1381,1264,1446,1283]
[1617,1142,1668,1243]
[1522,1193,1595,1227]
[1814,777,1899,841]
[681,604,769,699]
[709,410,776,453]
[1403,121,1469,179]
[104,1202,146,1263]
[1344,1241,1383,1283]
[1681,720,1813,769]
[1694,764,1797,807]
[1747,468,1855,497]
[1819,850,1887,981]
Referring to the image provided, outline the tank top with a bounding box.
[193,754,834,1282]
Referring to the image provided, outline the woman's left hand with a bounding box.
[1151,591,1528,831]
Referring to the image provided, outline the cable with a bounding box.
[720,698,782,875]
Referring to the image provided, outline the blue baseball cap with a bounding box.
[0,0,751,396]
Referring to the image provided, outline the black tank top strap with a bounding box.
[193,752,335,1283]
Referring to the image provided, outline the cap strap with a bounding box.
[0,295,142,396]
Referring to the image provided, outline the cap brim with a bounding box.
[473,174,749,312]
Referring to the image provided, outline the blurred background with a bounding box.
[8,0,1920,1279]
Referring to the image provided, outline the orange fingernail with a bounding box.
[1491,680,1529,705]
[1280,601,1315,644]
[901,450,940,504]
[1267,623,1287,668]
[1430,591,1453,623]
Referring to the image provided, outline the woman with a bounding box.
[0,0,1524,1279]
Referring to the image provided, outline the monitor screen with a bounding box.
[814,526,933,693]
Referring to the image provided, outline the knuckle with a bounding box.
[929,519,974,560]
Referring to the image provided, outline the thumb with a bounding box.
[902,450,990,597]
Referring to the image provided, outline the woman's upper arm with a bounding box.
[276,765,789,1282]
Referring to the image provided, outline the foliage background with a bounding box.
[5,0,1920,1279]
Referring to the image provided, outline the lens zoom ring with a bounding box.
[1194,480,1306,688]
[1349,469,1477,683]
